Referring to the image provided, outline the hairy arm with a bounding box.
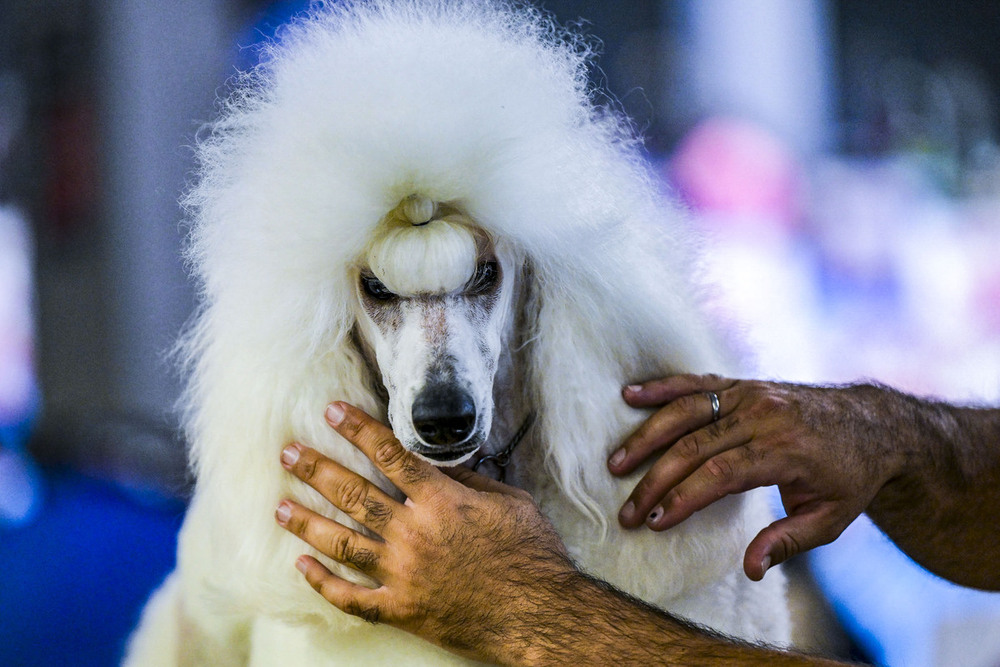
[864,392,1000,590]
[614,376,1000,590]
[275,403,846,666]
[487,568,844,666]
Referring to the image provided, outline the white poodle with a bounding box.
[125,1,791,664]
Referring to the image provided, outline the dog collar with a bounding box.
[471,413,535,483]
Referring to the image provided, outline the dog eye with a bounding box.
[467,261,499,295]
[360,273,395,301]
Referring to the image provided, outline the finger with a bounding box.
[742,508,850,581]
[646,446,788,531]
[296,555,387,623]
[281,442,400,534]
[622,373,738,408]
[617,414,753,527]
[443,465,532,499]
[325,402,442,502]
[276,500,384,575]
[609,385,740,475]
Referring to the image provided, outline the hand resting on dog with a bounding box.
[276,402,572,665]
[612,375,1000,591]
[276,402,845,666]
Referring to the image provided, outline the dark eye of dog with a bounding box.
[360,273,395,301]
[468,261,499,295]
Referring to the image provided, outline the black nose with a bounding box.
[411,385,477,447]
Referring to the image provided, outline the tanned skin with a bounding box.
[276,403,840,665]
[275,377,999,665]
[614,375,1000,591]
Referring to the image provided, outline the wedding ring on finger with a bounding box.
[705,391,720,423]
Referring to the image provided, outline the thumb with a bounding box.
[442,466,524,496]
[743,511,846,581]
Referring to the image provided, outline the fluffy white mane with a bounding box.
[174,1,746,630]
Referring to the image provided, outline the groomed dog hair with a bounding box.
[127,1,790,663]
[366,200,481,296]
[182,0,728,526]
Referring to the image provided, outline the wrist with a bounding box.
[843,382,924,485]
[864,385,975,525]
[497,569,692,667]
[490,567,592,666]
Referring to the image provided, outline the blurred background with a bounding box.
[1,0,998,665]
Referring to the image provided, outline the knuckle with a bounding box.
[631,469,670,509]
[328,531,356,564]
[362,497,393,530]
[339,412,365,439]
[664,487,688,513]
[676,432,705,462]
[373,436,407,471]
[628,420,660,452]
[286,510,308,537]
[676,393,703,415]
[704,455,736,487]
[739,443,765,465]
[345,600,382,625]
[703,416,728,440]
[747,389,787,419]
[311,574,331,596]
[335,475,369,513]
[776,531,803,561]
[399,458,429,486]
[632,475,657,503]
[326,531,379,573]
[299,456,320,483]
[352,547,380,574]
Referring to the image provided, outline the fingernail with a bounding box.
[619,500,636,523]
[761,554,772,576]
[326,402,345,426]
[647,506,663,526]
[624,384,643,396]
[275,501,292,525]
[295,556,308,574]
[608,448,626,468]
[280,444,301,467]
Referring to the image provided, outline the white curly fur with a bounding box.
[125,1,791,664]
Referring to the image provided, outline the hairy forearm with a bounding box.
[863,387,1000,590]
[498,571,844,667]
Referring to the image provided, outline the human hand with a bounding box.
[610,375,904,580]
[275,402,576,664]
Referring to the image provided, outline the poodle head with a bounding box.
[352,195,520,465]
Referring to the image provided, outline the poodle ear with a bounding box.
[522,245,733,530]
[178,295,386,487]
